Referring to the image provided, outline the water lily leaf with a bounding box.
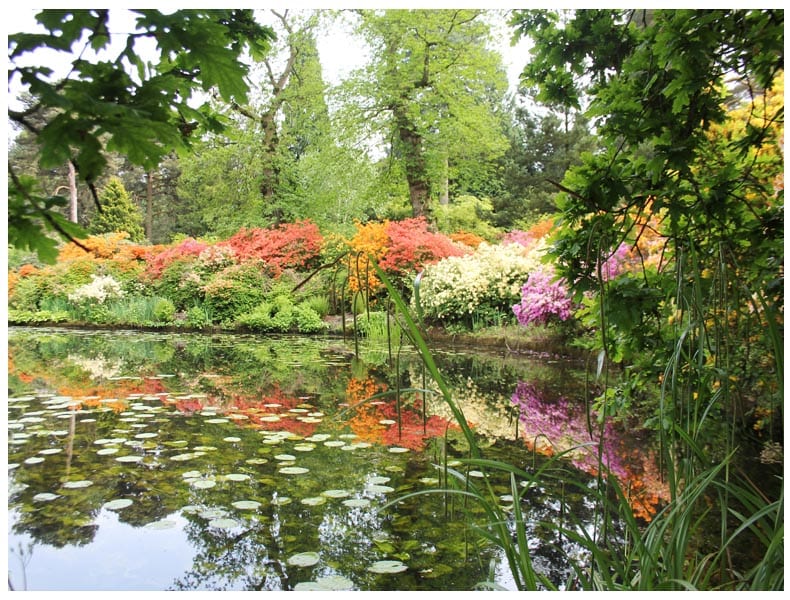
[103,498,133,510]
[379,419,397,425]
[208,518,239,529]
[245,458,268,465]
[369,476,391,485]
[321,489,351,499]
[305,434,331,442]
[223,436,241,442]
[24,457,45,465]
[134,432,158,439]
[274,454,296,461]
[145,519,177,530]
[287,551,320,567]
[182,470,202,479]
[38,448,63,455]
[192,479,216,489]
[205,418,229,424]
[225,473,250,482]
[33,492,60,502]
[62,480,93,489]
[116,455,144,463]
[97,447,120,455]
[366,484,394,494]
[469,470,485,478]
[279,466,309,475]
[388,447,409,453]
[342,498,371,508]
[193,446,217,452]
[198,508,228,519]
[292,443,315,452]
[294,575,354,591]
[301,496,327,506]
[367,560,407,574]
[271,496,291,506]
[232,500,261,510]
[324,441,346,448]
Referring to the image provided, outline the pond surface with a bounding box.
[7,327,666,591]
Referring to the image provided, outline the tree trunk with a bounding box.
[145,170,154,241]
[68,161,78,223]
[395,107,432,220]
[439,154,449,206]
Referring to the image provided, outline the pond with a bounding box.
[7,327,667,591]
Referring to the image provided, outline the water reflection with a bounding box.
[7,327,664,590]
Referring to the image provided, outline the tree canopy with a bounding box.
[8,9,275,262]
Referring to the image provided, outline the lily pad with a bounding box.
[287,551,320,567]
[208,518,239,529]
[271,496,292,506]
[145,519,177,530]
[300,496,327,507]
[115,455,144,463]
[223,436,241,442]
[324,440,346,448]
[292,443,316,452]
[321,489,351,499]
[23,457,45,465]
[343,498,371,508]
[274,454,296,461]
[38,448,63,455]
[33,492,60,502]
[192,479,216,489]
[294,575,354,591]
[103,498,133,510]
[96,447,120,456]
[134,432,158,439]
[279,466,309,475]
[225,473,251,482]
[369,475,391,485]
[62,480,94,489]
[245,458,268,465]
[388,447,409,454]
[198,508,228,519]
[366,484,394,494]
[367,560,408,574]
[232,500,262,510]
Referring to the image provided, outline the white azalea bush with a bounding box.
[416,240,548,326]
[68,274,125,304]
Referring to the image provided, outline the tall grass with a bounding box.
[374,254,783,591]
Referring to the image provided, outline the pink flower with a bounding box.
[512,269,574,326]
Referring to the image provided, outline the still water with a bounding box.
[7,327,665,591]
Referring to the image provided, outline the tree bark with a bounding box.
[145,170,154,241]
[68,160,78,223]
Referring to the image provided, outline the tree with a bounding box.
[8,9,275,262]
[513,9,783,587]
[344,9,509,220]
[89,177,145,241]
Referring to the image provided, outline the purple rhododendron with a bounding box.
[512,269,574,325]
[598,243,631,281]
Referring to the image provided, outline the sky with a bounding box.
[5,6,532,114]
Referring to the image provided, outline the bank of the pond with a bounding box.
[8,313,588,361]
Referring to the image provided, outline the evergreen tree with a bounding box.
[89,177,145,242]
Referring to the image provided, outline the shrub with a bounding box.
[417,242,545,325]
[186,304,213,329]
[144,238,209,280]
[152,298,177,324]
[150,258,205,311]
[224,220,324,274]
[512,268,574,326]
[202,261,270,324]
[67,274,125,305]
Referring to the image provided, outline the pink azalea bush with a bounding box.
[512,268,574,326]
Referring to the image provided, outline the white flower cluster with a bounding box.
[67,274,125,304]
[198,244,237,271]
[417,241,548,321]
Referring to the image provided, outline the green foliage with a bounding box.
[202,262,270,325]
[236,296,328,334]
[89,177,145,241]
[433,195,501,241]
[8,9,275,258]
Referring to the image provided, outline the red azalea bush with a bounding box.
[144,238,210,280]
[378,217,468,275]
[224,220,324,275]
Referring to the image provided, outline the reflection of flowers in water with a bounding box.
[511,381,668,521]
[511,381,628,479]
[67,353,124,380]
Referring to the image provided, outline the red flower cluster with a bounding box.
[378,217,467,274]
[144,238,209,279]
[225,220,324,275]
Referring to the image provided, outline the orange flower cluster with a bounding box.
[449,230,486,248]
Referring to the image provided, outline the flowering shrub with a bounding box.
[224,220,324,274]
[144,238,210,280]
[503,217,555,249]
[417,242,545,324]
[58,232,132,261]
[202,261,270,324]
[512,268,574,326]
[345,221,389,294]
[449,230,486,249]
[67,274,125,304]
[378,217,467,275]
